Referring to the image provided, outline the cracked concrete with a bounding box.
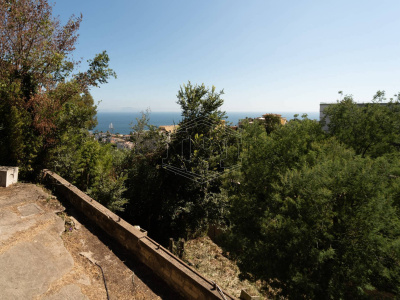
[0,182,180,300]
[0,184,86,300]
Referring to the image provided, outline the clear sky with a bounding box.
[51,0,400,112]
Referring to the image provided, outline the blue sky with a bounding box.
[52,0,400,112]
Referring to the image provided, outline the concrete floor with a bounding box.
[0,183,87,299]
[0,183,177,300]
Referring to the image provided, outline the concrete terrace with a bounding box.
[0,183,179,299]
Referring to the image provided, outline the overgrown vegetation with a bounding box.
[3,1,400,298]
[224,94,400,298]
[0,0,126,212]
[124,90,400,298]
[184,236,277,299]
[123,82,234,243]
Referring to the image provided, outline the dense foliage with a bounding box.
[2,2,400,298]
[225,100,400,298]
[0,0,127,212]
[322,91,400,157]
[123,83,234,242]
[0,0,115,177]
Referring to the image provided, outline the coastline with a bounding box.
[94,111,320,134]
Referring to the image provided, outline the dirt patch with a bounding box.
[53,203,182,299]
[184,236,282,299]
[60,222,139,299]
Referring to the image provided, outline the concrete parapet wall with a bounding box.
[41,169,235,300]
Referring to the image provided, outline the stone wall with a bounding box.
[41,169,235,300]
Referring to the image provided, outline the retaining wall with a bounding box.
[41,169,235,300]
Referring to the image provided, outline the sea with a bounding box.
[93,111,320,135]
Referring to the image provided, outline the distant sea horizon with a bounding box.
[93,111,320,135]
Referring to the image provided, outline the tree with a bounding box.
[226,117,400,298]
[123,110,171,240]
[163,82,233,236]
[226,116,325,251]
[50,131,128,212]
[168,81,232,181]
[176,81,225,122]
[124,83,233,242]
[0,0,115,177]
[130,108,165,154]
[322,91,400,158]
[263,113,282,134]
[88,146,128,213]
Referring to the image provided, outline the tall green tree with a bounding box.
[322,91,400,158]
[177,81,225,121]
[163,82,232,236]
[168,81,231,181]
[263,113,282,134]
[0,0,115,177]
[227,117,400,298]
[124,83,233,241]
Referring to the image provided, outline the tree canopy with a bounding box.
[3,3,399,296]
[322,91,400,157]
[0,0,116,177]
[123,82,234,241]
[225,106,400,298]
